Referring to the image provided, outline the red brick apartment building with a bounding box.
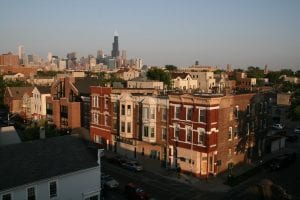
[168,93,267,177]
[90,86,112,149]
[46,76,98,129]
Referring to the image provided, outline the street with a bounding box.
[102,161,226,200]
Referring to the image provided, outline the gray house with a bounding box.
[0,135,101,200]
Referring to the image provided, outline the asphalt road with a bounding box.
[102,161,225,200]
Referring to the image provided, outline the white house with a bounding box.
[0,135,101,200]
[31,86,51,120]
[171,72,198,90]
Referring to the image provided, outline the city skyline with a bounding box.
[1,0,300,70]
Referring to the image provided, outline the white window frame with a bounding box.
[27,185,37,200]
[49,180,58,199]
[127,105,131,116]
[150,107,155,120]
[175,106,180,119]
[121,121,125,133]
[186,126,192,143]
[1,193,13,200]
[150,127,155,138]
[162,127,167,141]
[186,107,193,121]
[228,127,233,141]
[174,124,180,140]
[104,115,108,126]
[127,122,131,133]
[143,125,149,137]
[199,108,206,123]
[198,128,205,145]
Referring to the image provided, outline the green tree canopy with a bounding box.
[165,65,177,71]
[246,66,265,78]
[146,68,171,88]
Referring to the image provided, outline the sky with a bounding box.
[1,0,300,70]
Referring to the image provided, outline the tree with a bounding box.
[280,69,294,77]
[165,65,177,71]
[266,71,283,85]
[246,66,265,78]
[146,68,171,88]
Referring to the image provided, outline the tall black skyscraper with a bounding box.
[111,31,120,58]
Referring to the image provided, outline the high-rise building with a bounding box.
[111,31,120,58]
[0,52,19,66]
[18,45,25,64]
[47,52,53,63]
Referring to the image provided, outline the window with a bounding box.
[2,193,11,200]
[199,109,206,123]
[162,108,167,121]
[92,96,99,108]
[127,105,131,116]
[113,119,117,130]
[187,107,193,121]
[234,106,239,119]
[85,195,98,200]
[127,122,131,133]
[143,107,149,119]
[121,121,125,132]
[105,97,109,109]
[49,181,57,198]
[162,128,167,140]
[113,102,118,113]
[186,127,192,142]
[121,104,125,115]
[174,125,180,139]
[228,127,233,140]
[150,107,155,119]
[150,127,155,137]
[27,186,36,200]
[234,126,238,138]
[144,126,149,137]
[175,107,180,119]
[198,129,205,145]
[104,115,108,126]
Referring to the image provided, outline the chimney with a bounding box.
[40,126,45,139]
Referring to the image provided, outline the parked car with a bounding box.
[107,156,127,166]
[286,134,298,142]
[124,183,149,200]
[268,152,296,171]
[272,123,285,130]
[294,127,300,134]
[101,174,119,189]
[122,161,143,172]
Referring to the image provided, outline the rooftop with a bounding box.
[0,135,98,191]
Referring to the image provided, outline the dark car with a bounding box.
[122,161,143,172]
[286,134,298,142]
[107,156,127,166]
[268,152,296,170]
[124,183,149,200]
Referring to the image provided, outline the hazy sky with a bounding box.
[1,0,300,70]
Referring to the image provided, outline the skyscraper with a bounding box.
[18,45,25,64]
[111,31,120,58]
